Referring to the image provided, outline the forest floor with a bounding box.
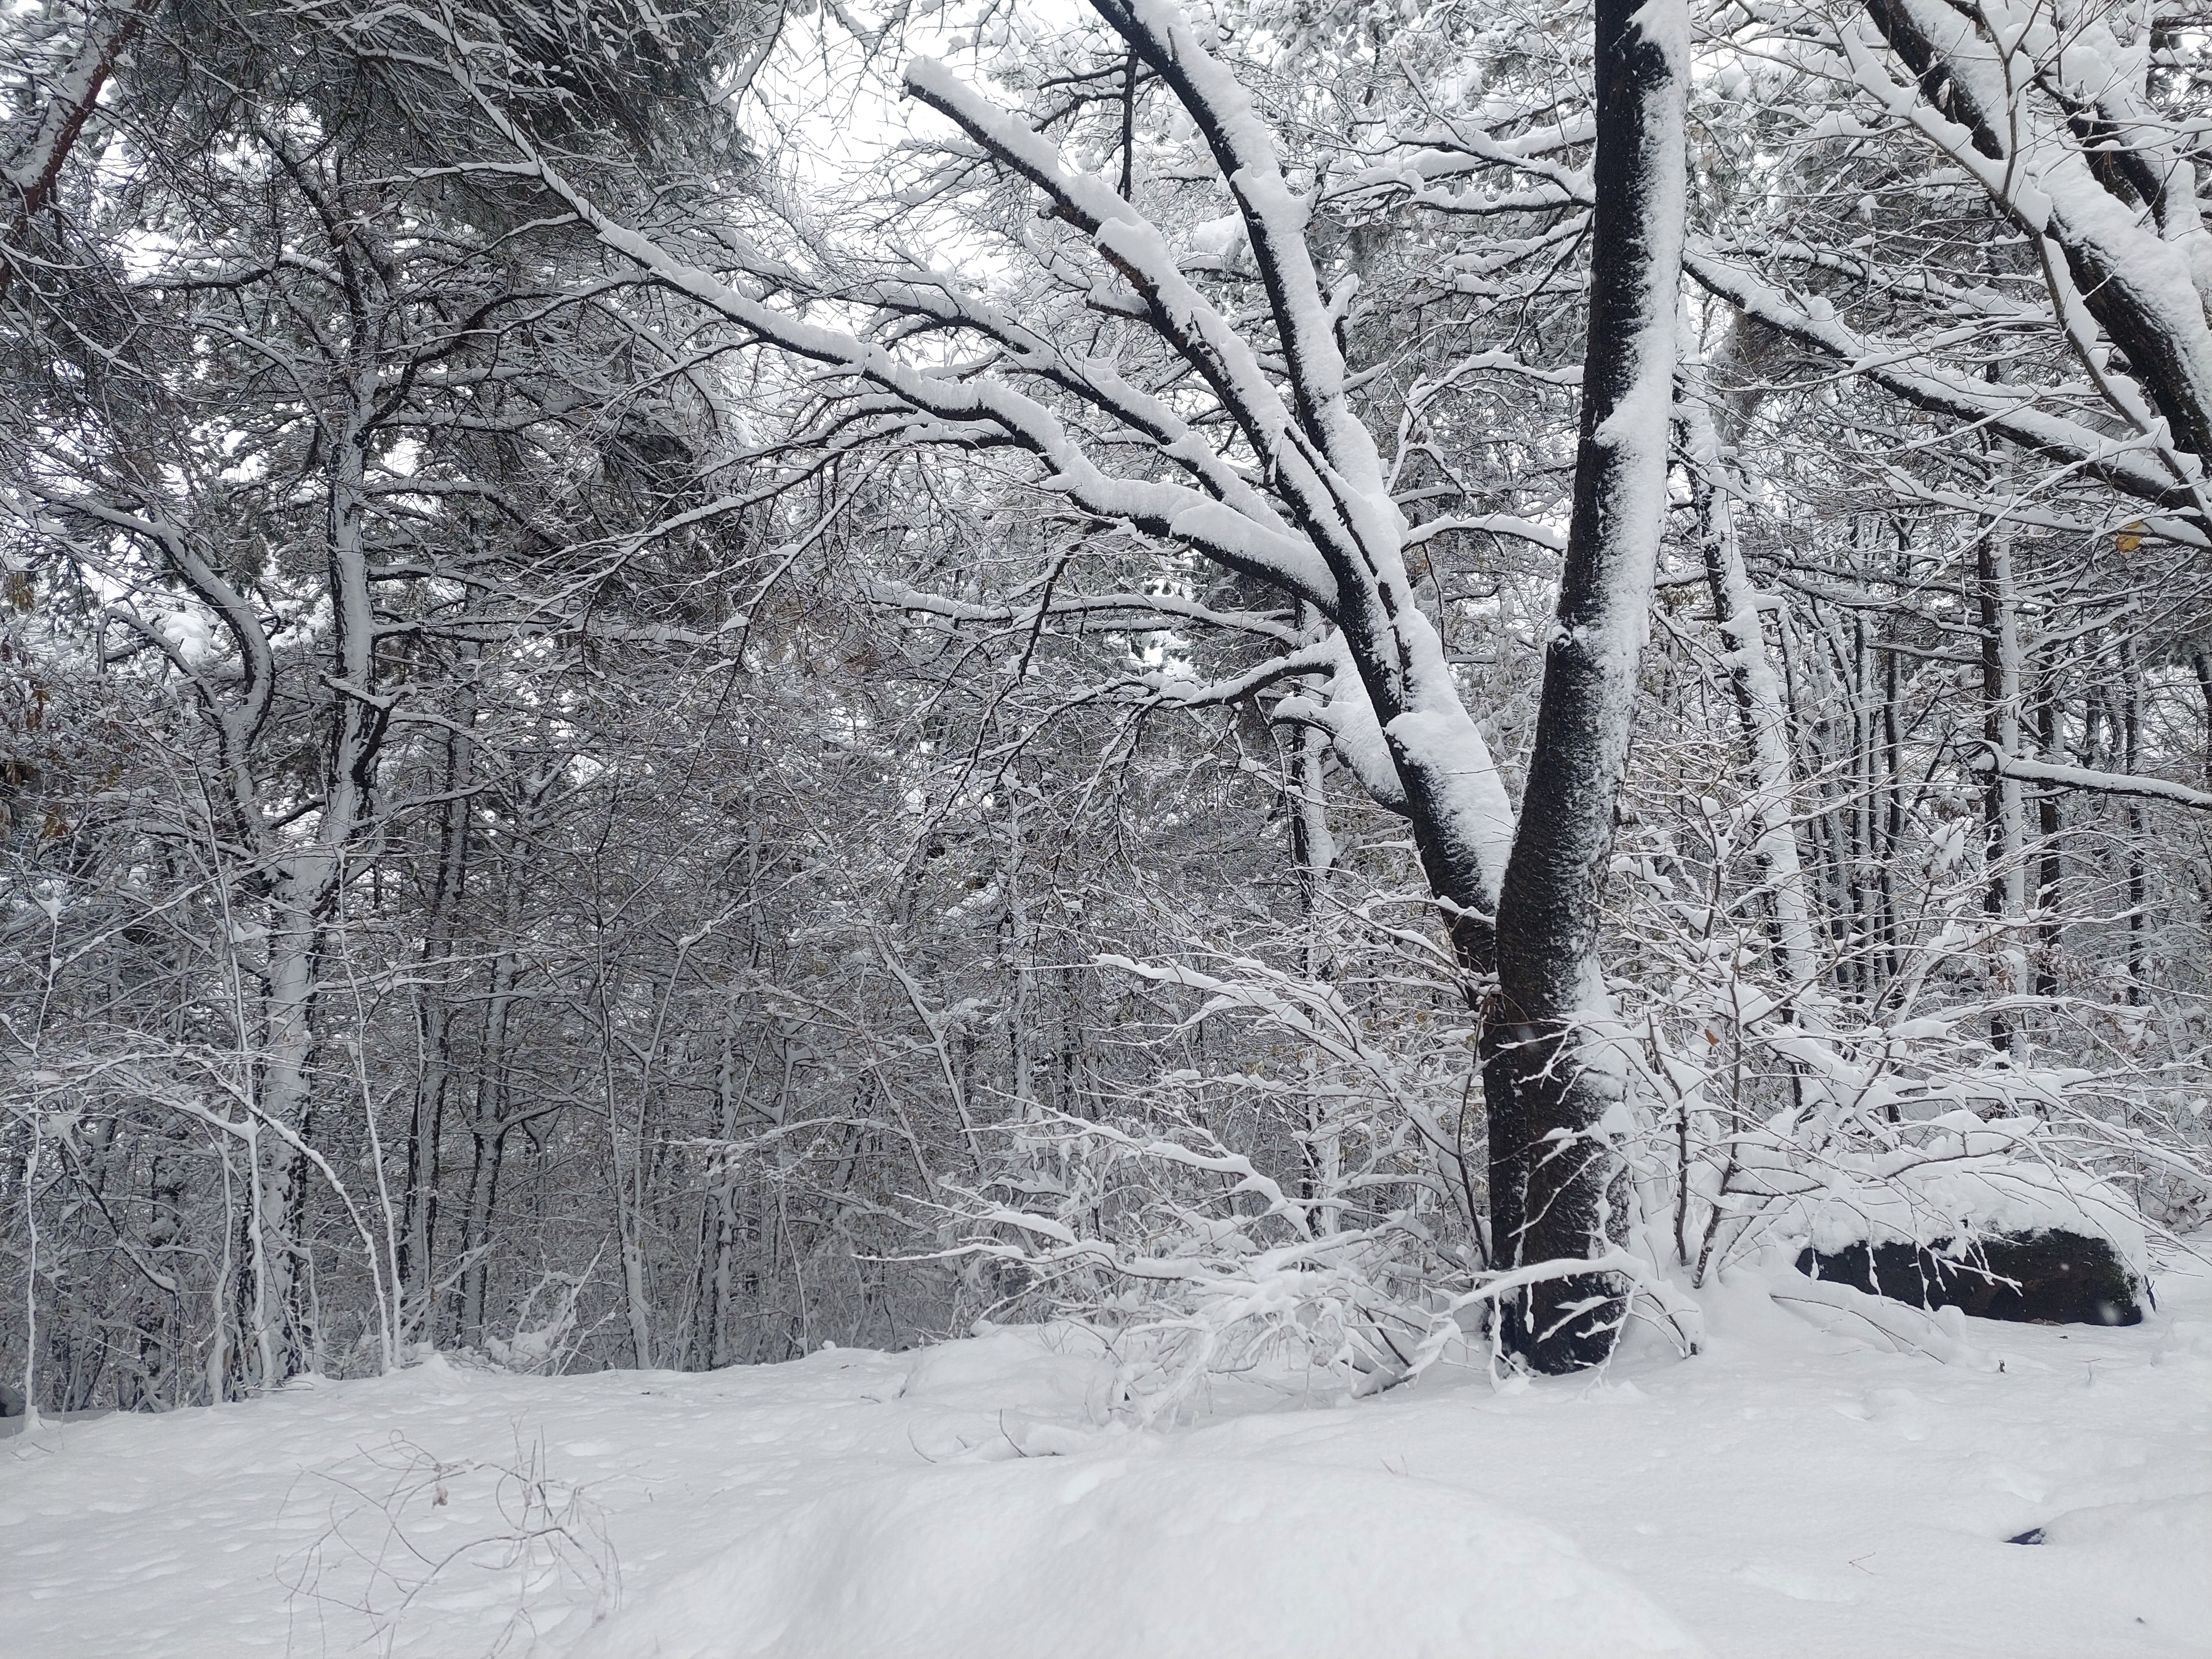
[1,1251,2206,1659]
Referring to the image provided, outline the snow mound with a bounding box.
[2039,1491,2212,1554]
[574,1452,1705,1659]
[2026,1493,2212,1630]
[896,1325,1113,1413]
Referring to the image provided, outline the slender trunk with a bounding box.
[1483,0,1685,1373]
[1977,529,2025,1055]
[1057,963,1089,1121]
[1834,596,1870,1002]
[140,1150,185,1406]
[703,1021,746,1369]
[2034,660,2063,1005]
[399,671,474,1336]
[2194,647,2212,786]
[1680,381,1815,992]
[1879,545,1905,987]
[457,875,524,1346]
[456,1126,510,1344]
[2120,641,2147,1004]
[1000,790,1036,1116]
[1288,706,1339,1220]
[605,997,658,1370]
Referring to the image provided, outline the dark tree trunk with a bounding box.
[2034,664,2063,1005]
[455,882,523,1346]
[1977,533,2022,1056]
[1482,0,1684,1373]
[2193,647,2212,786]
[398,675,475,1330]
[1879,531,1907,988]
[2121,641,2148,1003]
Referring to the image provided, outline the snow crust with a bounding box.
[4,1265,2208,1658]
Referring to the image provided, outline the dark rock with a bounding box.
[1794,1228,2146,1326]
[2005,1528,2046,1546]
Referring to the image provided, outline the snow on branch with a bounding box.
[1970,749,2212,812]
[1685,249,2206,516]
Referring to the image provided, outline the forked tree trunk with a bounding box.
[443,0,1681,1373]
[1482,0,1686,1372]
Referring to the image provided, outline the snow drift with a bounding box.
[574,1453,1704,1659]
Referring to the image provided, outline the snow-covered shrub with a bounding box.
[932,806,2212,1401]
[482,1257,602,1376]
[930,946,1697,1415]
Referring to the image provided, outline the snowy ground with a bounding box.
[3,1255,2207,1659]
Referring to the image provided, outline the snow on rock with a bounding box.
[577,1455,1703,1659]
[1779,1123,2150,1280]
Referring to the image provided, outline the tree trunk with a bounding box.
[1483,0,1686,1373]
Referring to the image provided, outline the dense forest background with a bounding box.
[4,0,2210,1412]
